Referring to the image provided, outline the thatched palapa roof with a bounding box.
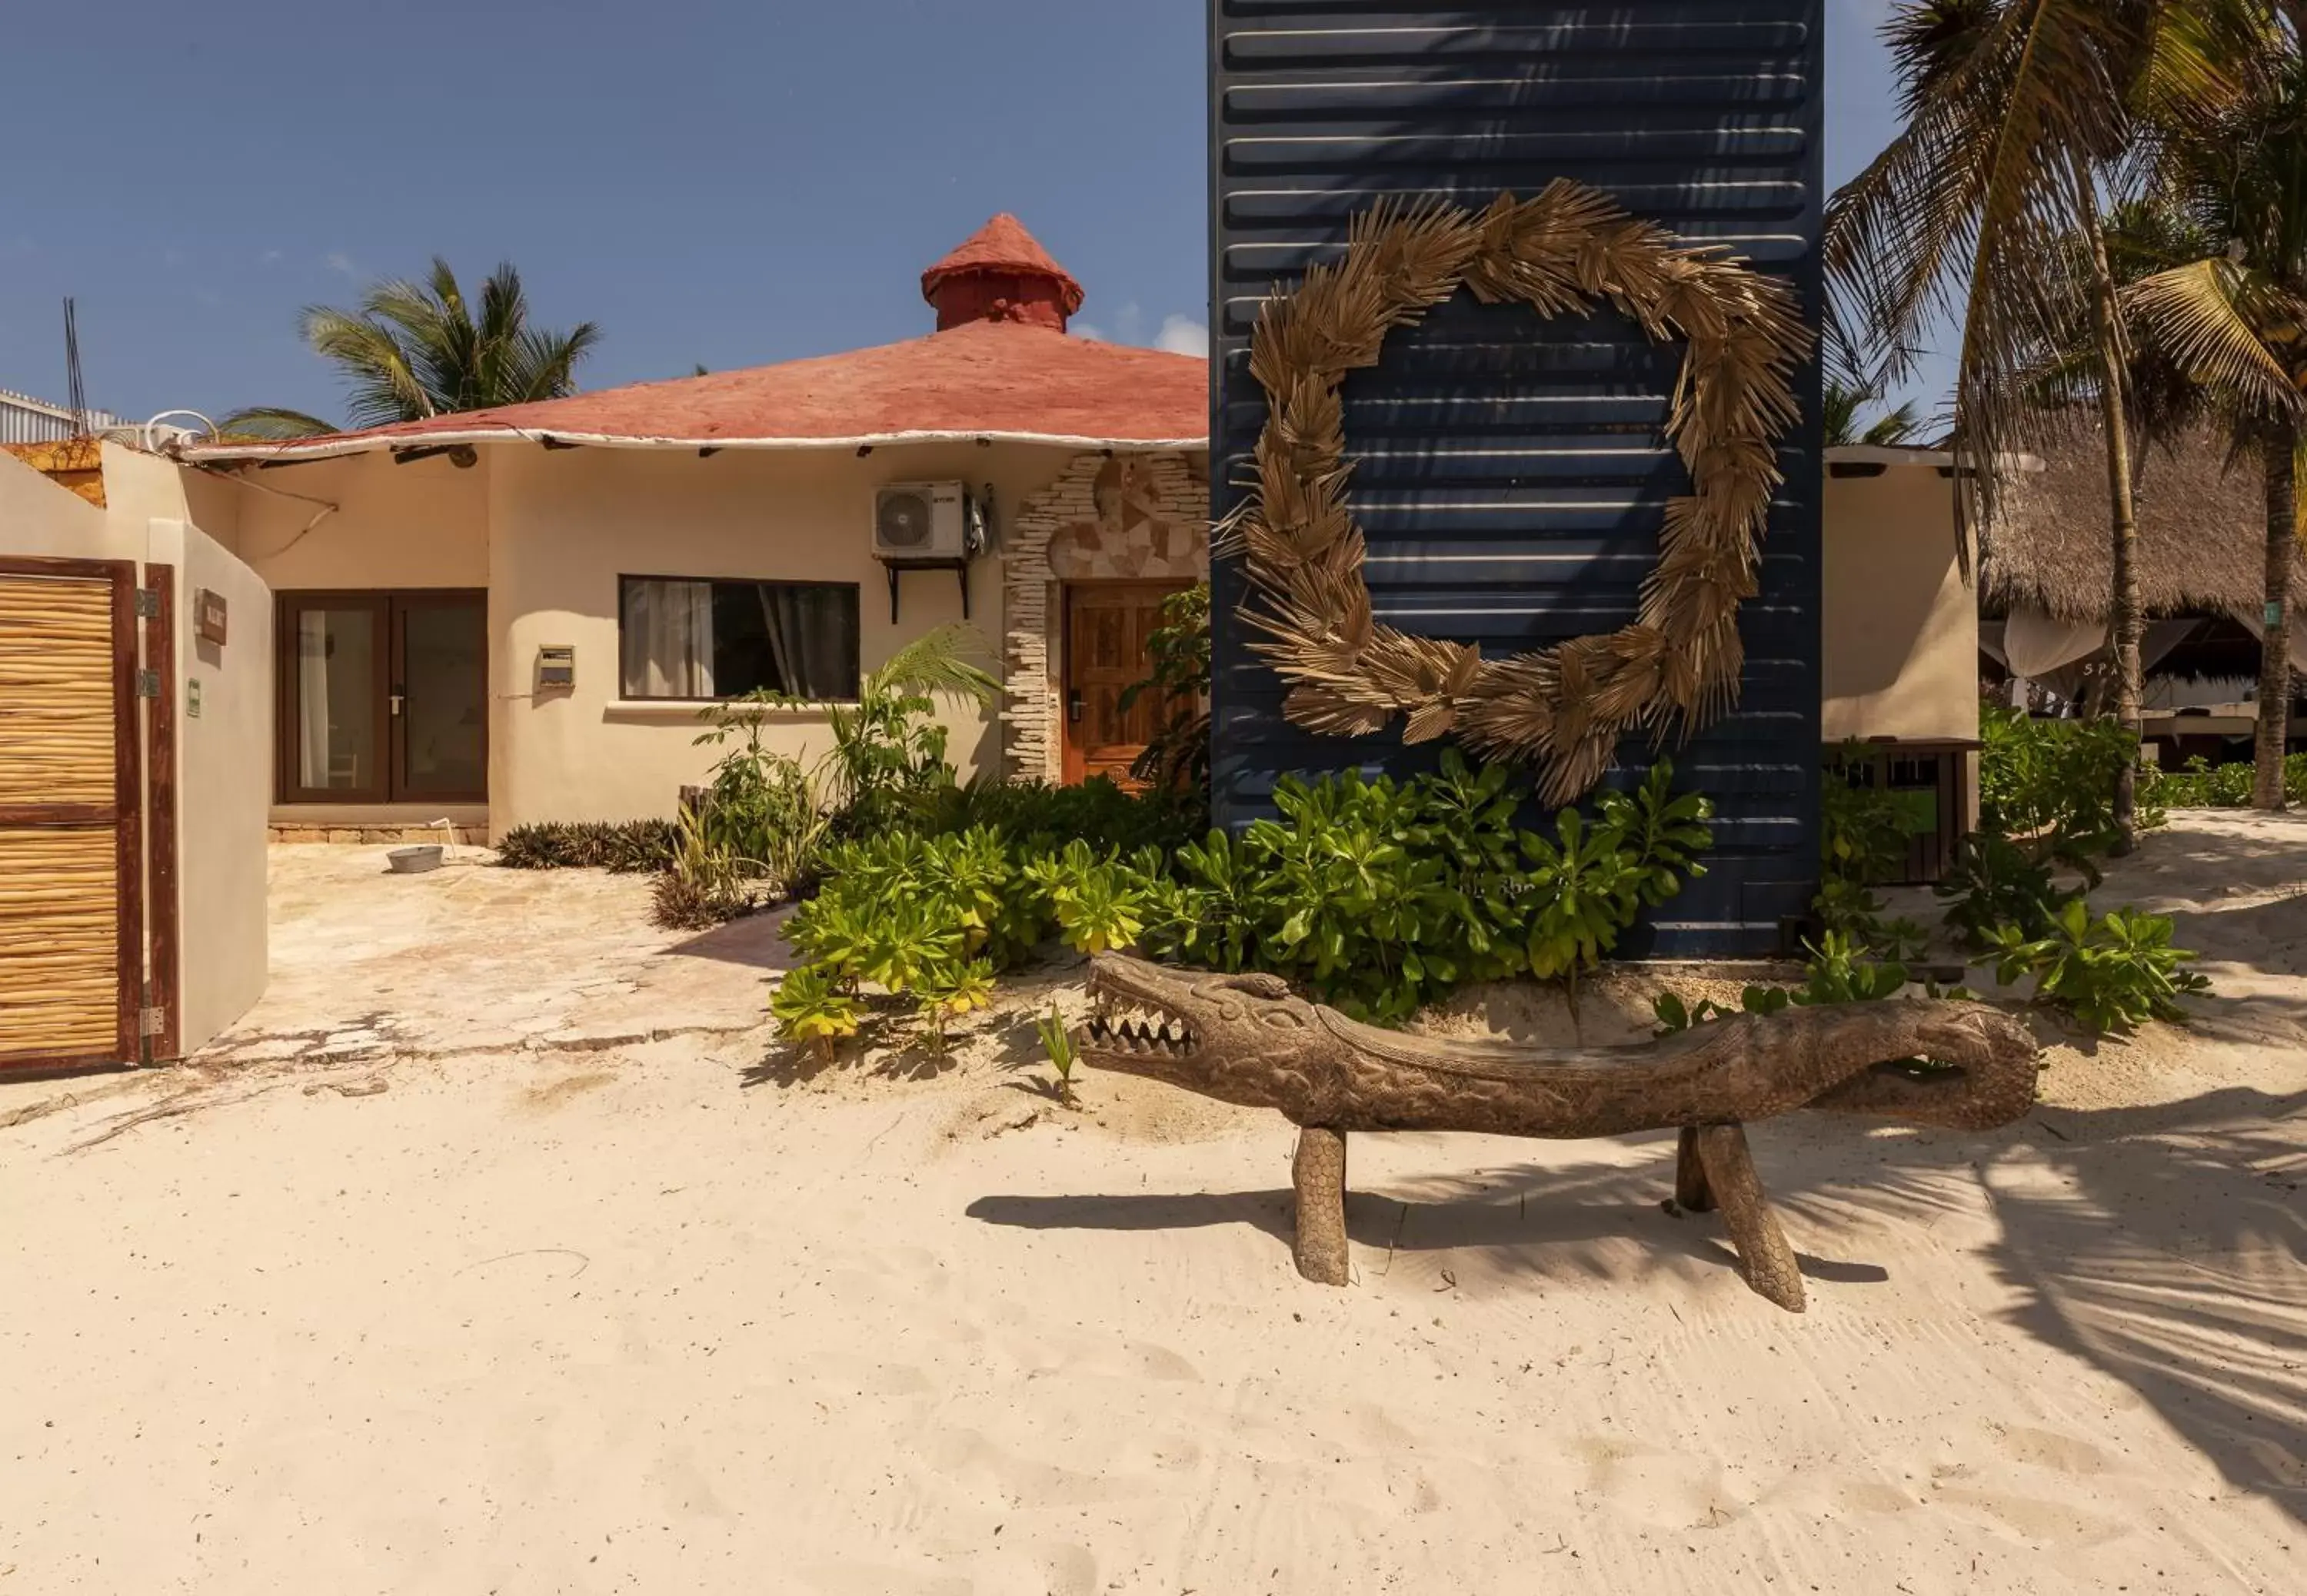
[1980,416,2297,622]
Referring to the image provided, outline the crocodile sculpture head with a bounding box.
[1081,955,1332,1109]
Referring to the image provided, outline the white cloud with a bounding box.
[260,249,284,267]
[1154,314,1208,357]
[1071,321,1106,342]
[323,251,358,278]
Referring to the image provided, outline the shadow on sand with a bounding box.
[970,1086,2307,1518]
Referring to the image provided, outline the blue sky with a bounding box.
[0,1,1926,427]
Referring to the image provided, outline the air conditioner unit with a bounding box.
[873,481,969,559]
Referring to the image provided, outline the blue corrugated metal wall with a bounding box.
[1209,1,1825,957]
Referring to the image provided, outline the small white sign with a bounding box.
[187,678,202,719]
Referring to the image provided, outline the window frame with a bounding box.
[614,573,864,705]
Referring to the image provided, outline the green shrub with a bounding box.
[651,806,762,929]
[1821,754,1913,889]
[1978,702,2150,851]
[1934,829,2079,949]
[2142,753,2307,809]
[1985,899,2209,1032]
[769,965,862,1060]
[1652,930,1912,1034]
[689,726,832,896]
[900,775,1200,857]
[1141,752,1712,1023]
[771,750,1716,1049]
[1814,750,1929,959]
[494,820,677,873]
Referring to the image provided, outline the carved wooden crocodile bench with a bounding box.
[1077,954,2039,1311]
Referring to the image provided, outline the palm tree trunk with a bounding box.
[2254,424,2299,810]
[2079,183,2145,853]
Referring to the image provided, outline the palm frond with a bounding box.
[214,407,338,440]
[866,623,1000,706]
[2126,259,2306,416]
[241,257,600,433]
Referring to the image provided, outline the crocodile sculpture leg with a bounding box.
[1694,1123,1804,1312]
[1674,1126,1716,1213]
[1292,1126,1350,1285]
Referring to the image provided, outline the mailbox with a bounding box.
[536,645,575,689]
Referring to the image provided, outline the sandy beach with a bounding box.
[2,815,2301,1594]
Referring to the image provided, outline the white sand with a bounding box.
[2,818,2302,1593]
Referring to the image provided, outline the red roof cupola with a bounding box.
[920,214,1086,333]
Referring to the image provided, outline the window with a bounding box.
[618,576,861,701]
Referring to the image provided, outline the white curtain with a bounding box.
[756,584,854,701]
[2002,610,2107,680]
[296,612,332,787]
[621,580,715,698]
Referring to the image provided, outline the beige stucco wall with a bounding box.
[170,520,271,1052]
[486,441,1090,832]
[190,450,489,591]
[1822,464,1979,744]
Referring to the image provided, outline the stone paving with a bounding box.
[195,844,789,1072]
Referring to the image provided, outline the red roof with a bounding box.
[185,319,1207,462]
[920,214,1084,315]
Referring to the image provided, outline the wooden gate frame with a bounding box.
[0,554,175,1072]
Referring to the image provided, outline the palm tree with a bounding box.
[1826,0,2259,851]
[1824,377,1929,446]
[2124,35,2307,809]
[221,258,601,438]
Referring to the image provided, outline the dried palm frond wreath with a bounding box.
[1229,180,1813,803]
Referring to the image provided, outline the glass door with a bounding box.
[392,595,488,801]
[279,594,389,803]
[278,591,487,804]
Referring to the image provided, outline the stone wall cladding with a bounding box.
[271,825,482,844]
[1000,451,1208,782]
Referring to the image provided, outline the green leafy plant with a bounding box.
[1822,753,1913,890]
[1119,582,1212,802]
[2144,753,2307,810]
[651,806,761,929]
[1793,930,1911,1005]
[709,623,1000,840]
[689,707,834,896]
[1517,807,1640,1002]
[782,754,1715,1039]
[1036,1005,1080,1103]
[914,959,997,1058]
[1599,759,1716,906]
[771,965,862,1061]
[900,775,1200,858]
[1024,840,1155,956]
[1934,829,2079,950]
[1978,702,2152,855]
[1986,899,2210,1032]
[1135,756,1713,1023]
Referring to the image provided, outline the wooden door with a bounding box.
[0,557,143,1070]
[1063,582,1188,785]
